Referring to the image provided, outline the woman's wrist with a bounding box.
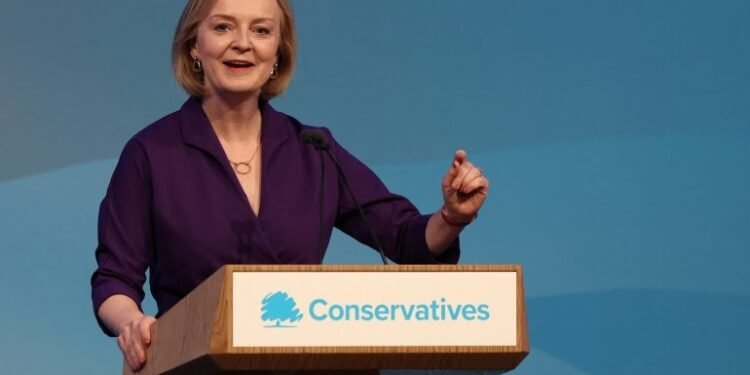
[440,206,477,227]
[99,295,145,336]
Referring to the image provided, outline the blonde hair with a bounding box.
[172,0,297,101]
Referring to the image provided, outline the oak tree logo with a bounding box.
[261,291,304,328]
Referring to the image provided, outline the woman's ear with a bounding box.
[190,46,199,61]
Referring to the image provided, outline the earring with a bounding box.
[270,63,279,79]
[192,59,203,73]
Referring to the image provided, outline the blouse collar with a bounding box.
[177,96,292,160]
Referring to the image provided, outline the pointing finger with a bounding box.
[453,149,467,165]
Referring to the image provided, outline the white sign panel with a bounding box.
[233,272,517,347]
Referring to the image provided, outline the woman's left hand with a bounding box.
[441,150,489,224]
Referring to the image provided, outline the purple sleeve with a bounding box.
[90,138,154,336]
[328,132,460,264]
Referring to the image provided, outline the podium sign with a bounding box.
[126,265,529,375]
[233,271,517,347]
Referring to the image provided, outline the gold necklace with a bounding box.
[228,140,260,175]
[227,124,262,175]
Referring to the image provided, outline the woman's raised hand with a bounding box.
[441,150,489,224]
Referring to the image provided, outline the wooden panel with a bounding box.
[124,268,228,375]
[224,264,523,272]
[210,352,527,371]
[516,266,530,353]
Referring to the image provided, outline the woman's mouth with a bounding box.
[223,60,255,72]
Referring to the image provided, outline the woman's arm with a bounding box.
[98,294,156,371]
[426,149,489,255]
[425,212,464,255]
[92,137,156,370]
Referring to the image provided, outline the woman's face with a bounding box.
[192,0,282,98]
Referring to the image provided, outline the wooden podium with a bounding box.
[124,265,529,374]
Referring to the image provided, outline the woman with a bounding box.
[91,0,489,371]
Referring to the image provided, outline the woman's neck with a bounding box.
[201,92,263,143]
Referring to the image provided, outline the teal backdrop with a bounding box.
[1,0,748,374]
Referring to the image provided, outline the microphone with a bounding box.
[301,129,327,261]
[300,129,329,150]
[300,129,389,265]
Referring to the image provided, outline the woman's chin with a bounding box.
[209,85,264,100]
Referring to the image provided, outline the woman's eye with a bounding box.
[214,23,230,32]
[254,27,271,35]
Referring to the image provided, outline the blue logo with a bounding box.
[261,291,304,328]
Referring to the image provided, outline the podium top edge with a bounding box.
[223,264,523,272]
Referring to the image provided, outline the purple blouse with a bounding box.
[91,98,459,335]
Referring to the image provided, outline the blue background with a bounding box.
[1,0,748,373]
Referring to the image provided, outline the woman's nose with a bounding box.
[231,30,253,51]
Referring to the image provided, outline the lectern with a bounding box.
[124,265,529,374]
